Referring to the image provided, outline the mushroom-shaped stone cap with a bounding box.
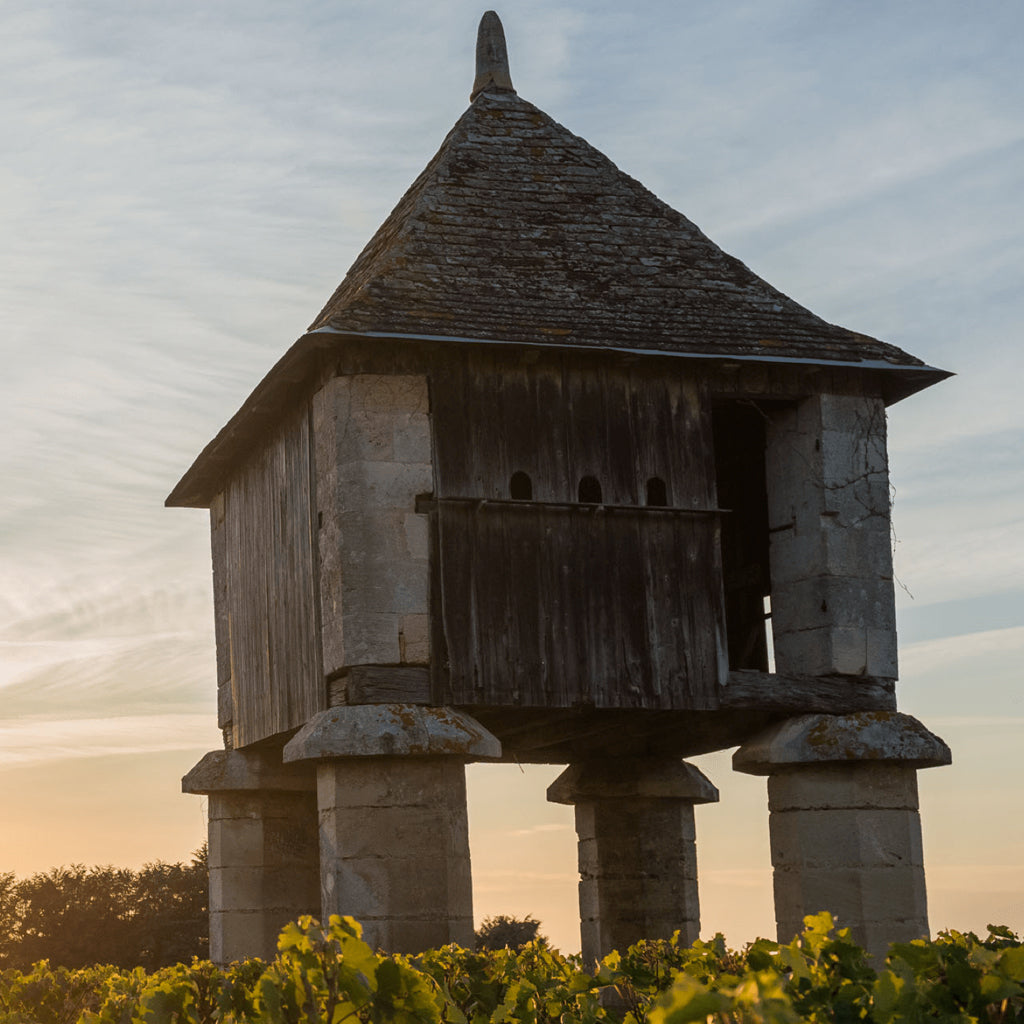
[283,704,502,762]
[547,758,719,805]
[182,749,316,794]
[471,11,515,101]
[733,712,952,776]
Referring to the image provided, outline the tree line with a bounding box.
[0,847,207,970]
[0,845,547,970]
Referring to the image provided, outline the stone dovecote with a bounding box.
[174,11,952,964]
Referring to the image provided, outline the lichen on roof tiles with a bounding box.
[309,87,922,368]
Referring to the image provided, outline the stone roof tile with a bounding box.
[309,90,922,367]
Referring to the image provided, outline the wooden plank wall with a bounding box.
[430,352,727,710]
[435,503,723,708]
[219,407,323,747]
[431,355,714,506]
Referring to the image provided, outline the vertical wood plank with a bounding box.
[209,492,234,731]
[223,408,323,747]
[431,356,725,712]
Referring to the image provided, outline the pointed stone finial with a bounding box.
[471,11,515,101]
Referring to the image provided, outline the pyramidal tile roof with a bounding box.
[167,14,947,509]
[309,17,922,368]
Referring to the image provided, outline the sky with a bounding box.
[1,0,1022,954]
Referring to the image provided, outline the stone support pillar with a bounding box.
[734,712,951,960]
[547,759,718,965]
[284,704,501,953]
[312,374,433,676]
[765,393,896,679]
[182,749,320,964]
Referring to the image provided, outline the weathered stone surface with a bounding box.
[768,516,892,585]
[338,613,402,665]
[209,864,321,913]
[768,807,925,869]
[734,717,947,961]
[205,790,313,821]
[766,762,919,810]
[550,759,715,965]
[577,802,701,859]
[313,374,433,676]
[283,704,502,762]
[471,11,515,100]
[205,787,320,964]
[547,758,718,803]
[733,712,952,775]
[315,752,460,809]
[774,863,929,951]
[182,749,316,794]
[769,577,896,637]
[403,512,430,559]
[398,613,430,664]
[316,756,475,952]
[765,394,899,679]
[575,800,703,964]
[212,911,285,967]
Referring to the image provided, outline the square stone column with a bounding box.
[547,759,718,965]
[315,756,473,952]
[312,374,432,675]
[182,749,320,964]
[765,393,896,679]
[734,712,951,960]
[284,704,501,953]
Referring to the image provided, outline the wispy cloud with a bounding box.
[900,626,1024,678]
[505,823,572,838]
[0,713,218,769]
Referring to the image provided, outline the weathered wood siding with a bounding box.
[431,357,714,505]
[430,355,727,710]
[220,408,323,746]
[209,493,233,733]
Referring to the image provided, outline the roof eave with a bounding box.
[166,327,952,509]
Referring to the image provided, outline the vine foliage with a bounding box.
[0,913,1021,1024]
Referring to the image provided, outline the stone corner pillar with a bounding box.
[765,392,897,680]
[547,758,719,966]
[182,748,320,965]
[733,711,951,960]
[283,704,501,954]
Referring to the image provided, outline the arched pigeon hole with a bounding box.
[578,475,602,504]
[646,476,668,507]
[510,471,533,500]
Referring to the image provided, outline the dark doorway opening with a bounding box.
[712,402,772,672]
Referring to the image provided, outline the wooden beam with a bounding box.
[721,670,896,712]
[328,666,431,706]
